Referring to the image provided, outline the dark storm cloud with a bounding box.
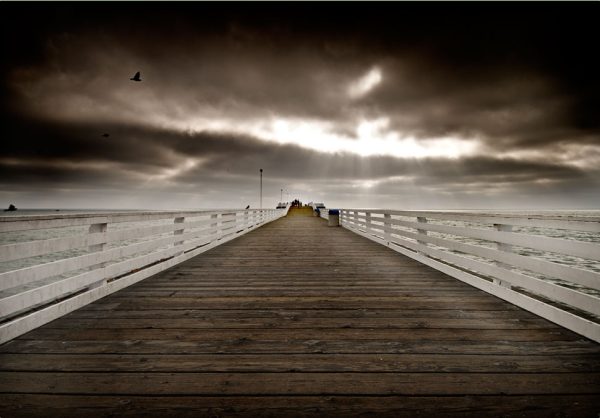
[2,4,371,125]
[2,115,595,189]
[0,162,131,190]
[358,60,599,152]
[4,4,599,139]
[1,2,599,209]
[1,114,179,171]
[4,4,598,128]
[1,115,598,208]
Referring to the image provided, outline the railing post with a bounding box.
[366,211,372,234]
[493,223,513,288]
[232,212,238,233]
[353,211,359,229]
[384,213,391,245]
[417,217,428,253]
[210,213,219,240]
[233,212,244,234]
[173,216,185,257]
[88,222,108,288]
[88,222,108,253]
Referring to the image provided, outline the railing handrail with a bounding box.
[337,208,600,343]
[347,213,600,262]
[0,208,277,232]
[341,209,600,232]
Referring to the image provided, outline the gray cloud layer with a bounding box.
[1,3,599,209]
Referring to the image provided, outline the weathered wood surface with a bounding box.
[340,209,600,342]
[1,208,599,417]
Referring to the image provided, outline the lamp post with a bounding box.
[280,188,283,203]
[260,168,263,209]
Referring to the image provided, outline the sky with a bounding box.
[1,3,599,210]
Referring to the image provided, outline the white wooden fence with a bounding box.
[339,209,600,343]
[0,207,288,343]
[310,203,329,220]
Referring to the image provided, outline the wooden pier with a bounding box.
[1,208,599,417]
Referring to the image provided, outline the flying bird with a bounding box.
[130,71,142,82]
[101,133,110,138]
[245,205,250,209]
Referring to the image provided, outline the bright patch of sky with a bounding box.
[145,158,199,183]
[348,67,382,98]
[183,116,480,159]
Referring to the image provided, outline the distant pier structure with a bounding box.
[1,205,599,416]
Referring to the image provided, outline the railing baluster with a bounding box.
[493,223,513,288]
[384,213,391,245]
[366,211,372,235]
[88,222,108,288]
[173,216,185,256]
[416,216,428,253]
[210,213,219,240]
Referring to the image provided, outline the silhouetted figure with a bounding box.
[245,205,250,209]
[102,133,110,137]
[130,71,142,82]
[4,204,17,212]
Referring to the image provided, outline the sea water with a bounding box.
[1,209,599,297]
[0,209,224,300]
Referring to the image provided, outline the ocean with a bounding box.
[1,209,599,297]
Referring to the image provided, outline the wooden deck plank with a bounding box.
[1,394,597,418]
[35,317,555,330]
[2,353,599,373]
[82,297,523,311]
[3,339,597,356]
[14,327,580,342]
[66,308,538,320]
[1,209,599,417]
[2,371,600,395]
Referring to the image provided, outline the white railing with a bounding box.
[319,209,329,220]
[0,207,288,343]
[309,203,328,219]
[339,209,600,342]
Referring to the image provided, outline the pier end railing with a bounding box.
[337,209,600,343]
[0,206,289,343]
